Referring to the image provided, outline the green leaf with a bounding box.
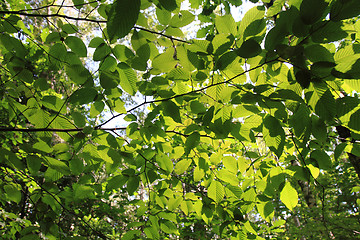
[217,169,239,186]
[295,69,311,89]
[45,156,70,175]
[185,132,200,155]
[311,21,348,43]
[0,33,27,57]
[89,37,104,48]
[267,0,286,17]
[0,149,23,170]
[206,75,224,101]
[170,11,195,28]
[90,101,105,118]
[215,14,237,35]
[222,156,238,174]
[100,56,117,71]
[236,38,262,58]
[180,200,192,216]
[71,111,86,128]
[27,155,42,174]
[174,159,192,175]
[210,152,222,165]
[69,88,97,105]
[208,181,225,203]
[216,51,238,70]
[227,0,242,6]
[66,64,92,85]
[107,0,141,41]
[93,43,111,61]
[100,71,119,89]
[16,69,33,83]
[348,109,360,132]
[310,61,336,79]
[107,175,128,191]
[289,104,311,138]
[300,0,328,25]
[167,196,183,211]
[190,101,206,114]
[156,153,173,173]
[49,43,67,67]
[127,176,140,194]
[311,150,332,170]
[158,0,177,11]
[97,146,114,164]
[162,100,181,123]
[212,34,234,56]
[160,220,178,234]
[61,23,79,34]
[304,44,334,63]
[156,8,171,25]
[42,96,66,114]
[334,54,360,79]
[72,0,84,9]
[122,230,141,240]
[256,201,274,222]
[74,184,95,200]
[4,184,21,203]
[330,0,360,21]
[117,63,137,95]
[33,140,53,153]
[264,25,287,51]
[280,182,298,211]
[113,44,135,61]
[152,48,177,73]
[309,82,336,120]
[69,158,84,175]
[262,115,285,158]
[344,80,360,92]
[65,36,87,57]
[238,6,265,39]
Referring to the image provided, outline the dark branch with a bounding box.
[134,26,190,44]
[0,11,190,43]
[0,10,105,23]
[17,0,99,12]
[96,58,279,128]
[0,127,126,132]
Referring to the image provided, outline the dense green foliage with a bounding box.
[1,0,360,239]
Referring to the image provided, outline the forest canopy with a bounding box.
[1,0,360,239]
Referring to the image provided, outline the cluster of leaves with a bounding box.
[0,0,360,239]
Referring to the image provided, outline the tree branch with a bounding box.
[0,10,105,23]
[0,10,190,43]
[0,127,126,132]
[96,58,279,128]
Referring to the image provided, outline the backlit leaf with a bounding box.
[208,181,225,203]
[117,63,137,95]
[156,153,173,173]
[215,14,237,35]
[280,182,298,211]
[175,159,192,174]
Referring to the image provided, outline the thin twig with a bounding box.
[0,127,126,132]
[96,58,279,128]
